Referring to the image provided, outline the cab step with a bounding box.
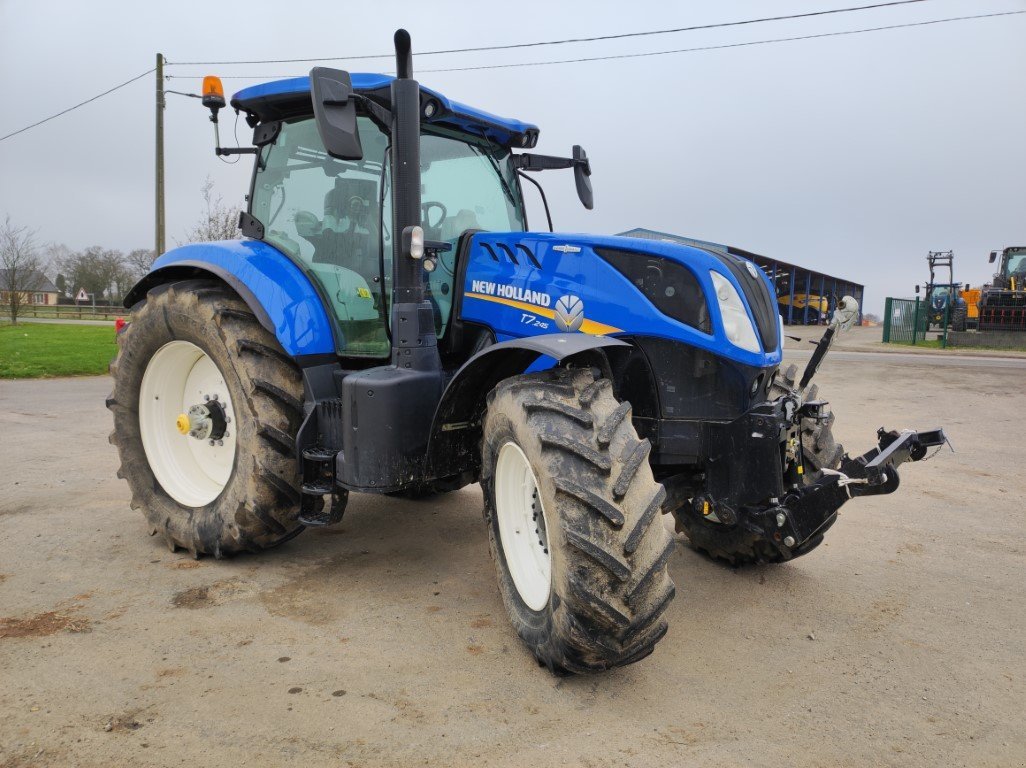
[298,445,347,527]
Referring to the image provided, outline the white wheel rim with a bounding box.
[138,341,238,508]
[495,441,551,611]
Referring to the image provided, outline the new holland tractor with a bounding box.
[109,31,946,674]
[917,250,967,332]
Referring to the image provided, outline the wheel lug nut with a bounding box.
[217,440,223,446]
[223,430,230,438]
[784,535,796,547]
[225,416,231,423]
[204,394,210,401]
[208,439,215,446]
[212,394,218,401]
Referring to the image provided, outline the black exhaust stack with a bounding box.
[388,29,439,374]
[337,29,443,492]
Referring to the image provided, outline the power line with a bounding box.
[163,10,1024,81]
[5,7,1019,144]
[167,0,941,66]
[0,68,154,143]
[418,9,1026,74]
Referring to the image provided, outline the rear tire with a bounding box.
[675,363,844,566]
[481,368,675,674]
[107,279,310,556]
[951,306,967,332]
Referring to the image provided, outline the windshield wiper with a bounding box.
[471,146,519,212]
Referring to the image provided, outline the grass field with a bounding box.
[0,323,116,378]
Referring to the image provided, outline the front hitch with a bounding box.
[752,426,948,559]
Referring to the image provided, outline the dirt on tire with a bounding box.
[107,279,313,557]
[481,367,675,673]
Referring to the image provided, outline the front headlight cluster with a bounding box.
[710,271,761,353]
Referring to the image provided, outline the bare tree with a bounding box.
[57,246,133,303]
[125,248,156,281]
[184,178,241,243]
[1,216,46,325]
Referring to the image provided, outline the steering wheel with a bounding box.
[423,201,447,231]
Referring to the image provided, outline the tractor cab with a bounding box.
[231,75,537,358]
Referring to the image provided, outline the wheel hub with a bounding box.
[139,341,238,507]
[177,396,230,443]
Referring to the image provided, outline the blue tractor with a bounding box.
[109,31,945,673]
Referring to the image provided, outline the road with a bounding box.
[1,353,1023,767]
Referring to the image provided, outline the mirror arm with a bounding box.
[514,153,574,172]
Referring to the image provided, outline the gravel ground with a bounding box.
[1,352,1023,768]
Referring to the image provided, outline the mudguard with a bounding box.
[425,333,628,478]
[123,240,335,359]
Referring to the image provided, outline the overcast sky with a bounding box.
[1,0,1023,314]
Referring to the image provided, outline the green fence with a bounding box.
[883,297,950,347]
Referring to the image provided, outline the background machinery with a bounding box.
[918,250,968,332]
[980,246,1026,331]
[108,30,945,674]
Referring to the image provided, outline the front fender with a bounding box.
[425,333,628,478]
[124,240,335,358]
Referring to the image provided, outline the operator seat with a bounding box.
[313,179,381,286]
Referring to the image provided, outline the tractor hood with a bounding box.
[460,231,782,370]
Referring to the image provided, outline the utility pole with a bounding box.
[155,53,165,257]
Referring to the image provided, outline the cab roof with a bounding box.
[231,73,539,149]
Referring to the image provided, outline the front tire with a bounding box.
[107,279,310,557]
[481,368,675,674]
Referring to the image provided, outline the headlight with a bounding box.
[710,271,761,353]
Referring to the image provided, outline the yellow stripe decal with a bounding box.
[465,292,621,336]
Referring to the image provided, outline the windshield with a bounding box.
[250,116,525,357]
[1007,252,1026,275]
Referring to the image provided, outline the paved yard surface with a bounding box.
[1,352,1023,767]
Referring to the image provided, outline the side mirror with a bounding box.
[572,145,593,210]
[989,251,998,263]
[310,67,363,161]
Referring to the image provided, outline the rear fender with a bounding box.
[123,240,335,359]
[425,333,628,479]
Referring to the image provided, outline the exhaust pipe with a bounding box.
[388,29,439,374]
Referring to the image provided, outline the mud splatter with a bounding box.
[171,580,243,609]
[0,610,90,639]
